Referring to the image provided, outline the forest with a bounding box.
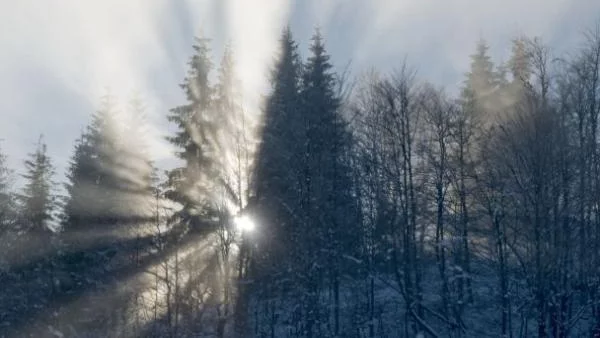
[2,21,600,338]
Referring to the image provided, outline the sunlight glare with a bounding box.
[234,215,255,232]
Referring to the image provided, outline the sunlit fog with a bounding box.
[1,1,600,337]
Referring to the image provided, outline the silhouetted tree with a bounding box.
[299,29,360,336]
[251,27,304,336]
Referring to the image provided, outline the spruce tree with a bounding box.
[253,28,360,336]
[253,27,304,276]
[461,39,498,120]
[88,95,125,225]
[250,28,306,335]
[463,40,496,107]
[0,142,17,271]
[19,135,55,234]
[63,95,123,233]
[58,95,158,334]
[466,40,496,95]
[63,131,95,234]
[0,143,15,231]
[167,36,217,226]
[301,29,358,335]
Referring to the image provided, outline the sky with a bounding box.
[1,0,599,190]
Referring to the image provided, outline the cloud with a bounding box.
[0,0,178,186]
[296,0,599,90]
[0,1,171,104]
[0,0,598,189]
[0,0,292,186]
[222,0,291,117]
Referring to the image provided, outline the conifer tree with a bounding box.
[253,27,304,277]
[300,29,359,336]
[252,28,360,336]
[250,28,305,335]
[63,96,123,234]
[167,36,217,224]
[462,39,498,124]
[20,135,55,234]
[0,143,15,231]
[63,131,94,233]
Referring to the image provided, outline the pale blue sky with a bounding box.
[1,0,599,188]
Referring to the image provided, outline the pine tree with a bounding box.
[167,36,218,225]
[466,39,496,95]
[19,135,55,234]
[251,27,305,335]
[214,43,247,206]
[461,39,498,124]
[64,93,158,248]
[63,95,123,233]
[166,36,242,336]
[301,29,360,335]
[63,131,95,233]
[253,27,304,276]
[252,28,359,336]
[56,95,159,335]
[0,142,18,271]
[0,143,15,231]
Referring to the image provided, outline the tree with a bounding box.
[251,27,304,336]
[508,37,532,86]
[568,25,600,336]
[352,70,393,337]
[19,135,56,234]
[420,87,456,326]
[353,64,432,336]
[57,94,158,335]
[300,29,359,336]
[462,39,498,125]
[166,36,217,223]
[166,36,256,337]
[165,37,216,336]
[0,143,15,233]
[213,44,250,338]
[63,131,94,235]
[477,129,513,337]
[0,142,17,274]
[63,95,125,235]
[450,96,476,309]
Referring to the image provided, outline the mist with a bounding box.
[1,1,600,337]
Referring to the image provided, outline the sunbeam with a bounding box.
[2,1,600,337]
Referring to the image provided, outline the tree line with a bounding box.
[2,24,600,337]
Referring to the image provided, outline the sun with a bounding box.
[233,214,255,232]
